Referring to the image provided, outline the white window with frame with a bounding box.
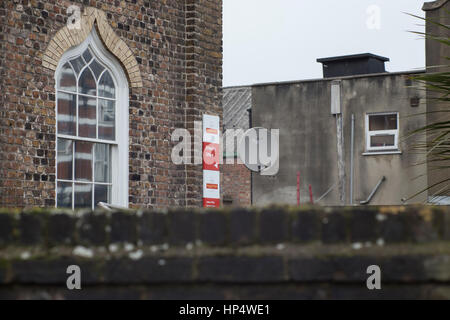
[55,29,129,209]
[365,112,399,152]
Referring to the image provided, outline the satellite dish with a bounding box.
[237,127,279,175]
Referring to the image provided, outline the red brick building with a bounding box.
[221,86,251,207]
[0,0,222,209]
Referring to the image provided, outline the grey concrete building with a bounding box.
[250,61,427,206]
[423,0,450,203]
[223,56,429,206]
[221,0,449,207]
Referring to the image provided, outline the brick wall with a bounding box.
[0,205,450,299]
[0,0,222,209]
[221,162,251,207]
[185,0,223,207]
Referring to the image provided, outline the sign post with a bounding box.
[202,115,220,208]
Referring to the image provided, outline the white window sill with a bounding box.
[362,150,402,156]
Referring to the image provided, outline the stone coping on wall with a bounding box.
[0,206,450,299]
[0,205,449,248]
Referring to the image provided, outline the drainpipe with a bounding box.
[350,114,355,205]
[360,176,386,205]
[247,108,253,205]
[331,80,346,205]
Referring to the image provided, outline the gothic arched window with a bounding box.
[55,30,129,209]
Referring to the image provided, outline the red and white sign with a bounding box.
[203,115,220,208]
[203,142,219,171]
[203,170,220,199]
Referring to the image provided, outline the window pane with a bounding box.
[369,114,397,131]
[78,95,97,138]
[98,99,115,140]
[70,56,85,76]
[370,135,395,148]
[75,141,93,182]
[58,63,76,92]
[94,184,110,206]
[57,92,76,135]
[82,49,92,63]
[74,183,92,209]
[95,143,110,183]
[57,139,73,180]
[57,182,72,208]
[79,67,97,96]
[98,71,115,98]
[90,59,105,80]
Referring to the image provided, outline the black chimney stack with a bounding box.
[317,53,389,78]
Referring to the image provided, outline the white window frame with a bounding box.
[365,112,399,153]
[55,29,129,209]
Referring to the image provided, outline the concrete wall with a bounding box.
[252,72,427,206]
[252,81,339,206]
[423,0,450,198]
[0,206,450,300]
[342,73,427,205]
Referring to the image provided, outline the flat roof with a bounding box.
[222,69,426,90]
[317,53,390,63]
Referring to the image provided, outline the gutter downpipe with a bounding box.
[360,176,386,205]
[350,114,355,205]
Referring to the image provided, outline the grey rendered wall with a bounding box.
[342,74,428,205]
[252,73,427,206]
[252,81,340,206]
[424,0,450,198]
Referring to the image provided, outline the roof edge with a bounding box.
[423,0,449,11]
[317,53,390,63]
[223,85,252,90]
[250,69,426,88]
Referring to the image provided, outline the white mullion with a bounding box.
[92,143,96,210]
[368,130,398,151]
[114,98,117,142]
[72,141,75,210]
[94,66,99,209]
[56,179,112,186]
[76,94,79,138]
[78,62,91,82]
[108,146,112,204]
[55,91,59,208]
[76,57,83,137]
[58,89,116,101]
[57,134,117,145]
[57,89,77,95]
[98,69,108,102]
[96,68,99,140]
[93,62,98,210]
[68,61,77,78]
[99,68,107,81]
[74,59,79,210]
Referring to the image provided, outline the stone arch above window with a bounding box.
[43,7,142,88]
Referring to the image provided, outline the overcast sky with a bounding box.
[223,0,426,87]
